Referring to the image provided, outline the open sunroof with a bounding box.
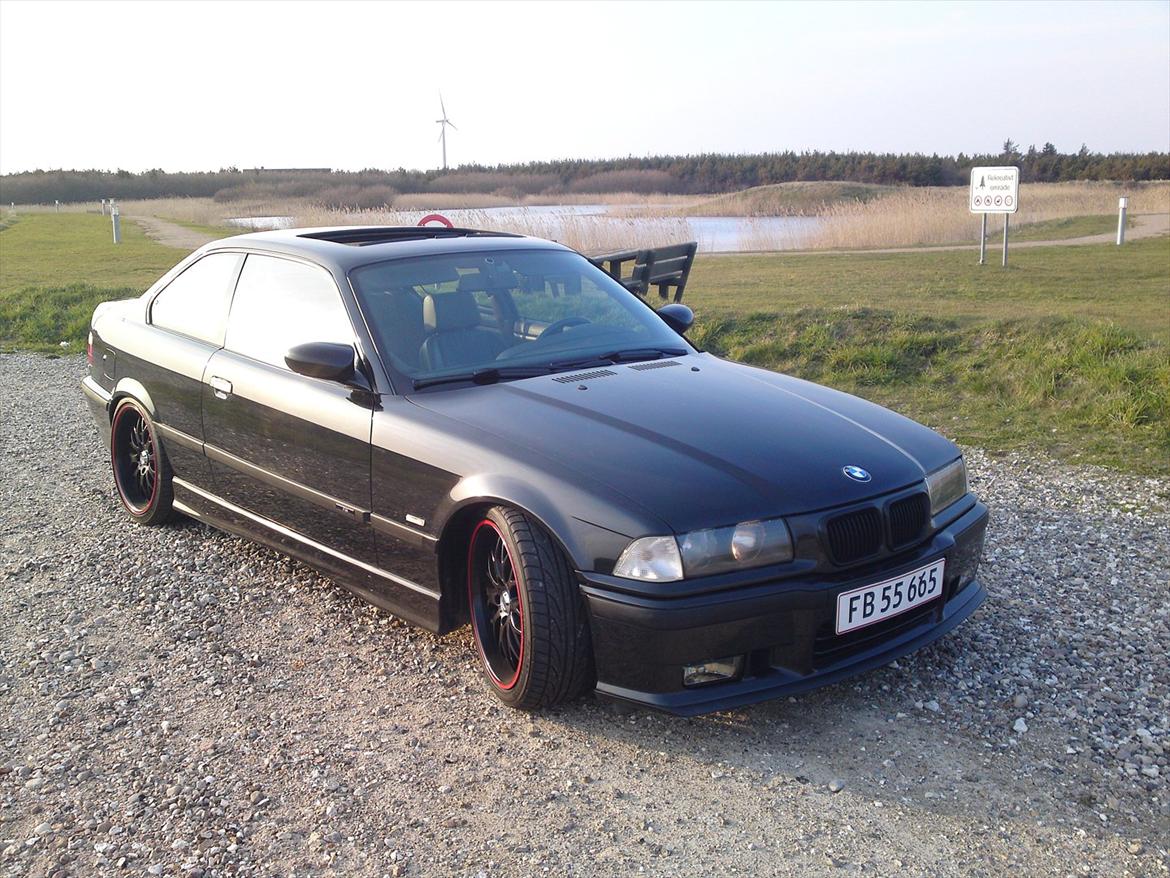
[298,227,522,247]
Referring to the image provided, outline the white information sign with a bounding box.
[969,166,1019,214]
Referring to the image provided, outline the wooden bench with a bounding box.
[591,241,698,304]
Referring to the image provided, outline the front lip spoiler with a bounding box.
[593,579,987,716]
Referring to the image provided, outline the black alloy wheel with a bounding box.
[466,506,594,709]
[110,398,174,525]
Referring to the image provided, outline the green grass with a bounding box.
[1,213,184,352]
[1,212,183,291]
[689,237,1170,340]
[985,213,1131,243]
[687,238,1170,473]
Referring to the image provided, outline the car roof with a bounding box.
[202,226,574,272]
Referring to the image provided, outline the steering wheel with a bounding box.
[540,317,591,338]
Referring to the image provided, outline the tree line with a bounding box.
[2,144,1166,205]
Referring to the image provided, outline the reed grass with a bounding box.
[804,181,1170,250]
[289,205,697,254]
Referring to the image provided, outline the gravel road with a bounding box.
[2,352,1168,878]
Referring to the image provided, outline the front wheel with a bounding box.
[467,507,594,709]
[110,398,174,525]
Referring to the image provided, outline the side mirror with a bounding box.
[285,342,356,382]
[657,303,694,335]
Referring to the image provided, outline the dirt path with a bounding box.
[128,215,217,250]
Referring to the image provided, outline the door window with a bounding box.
[150,252,242,346]
[225,254,354,368]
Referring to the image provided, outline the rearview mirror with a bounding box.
[657,303,694,335]
[285,342,356,382]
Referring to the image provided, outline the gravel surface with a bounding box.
[2,351,1168,877]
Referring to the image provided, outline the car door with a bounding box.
[200,252,377,567]
[135,251,243,485]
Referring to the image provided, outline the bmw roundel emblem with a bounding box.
[842,465,871,483]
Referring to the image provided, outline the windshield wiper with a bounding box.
[413,347,690,389]
[550,347,688,372]
[412,365,551,390]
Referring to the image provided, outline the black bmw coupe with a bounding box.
[83,226,988,715]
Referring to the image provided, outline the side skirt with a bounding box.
[172,478,443,633]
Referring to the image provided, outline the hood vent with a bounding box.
[552,369,617,384]
[628,360,682,371]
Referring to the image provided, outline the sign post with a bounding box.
[1117,196,1128,246]
[969,166,1019,268]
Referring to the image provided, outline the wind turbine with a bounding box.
[436,94,457,171]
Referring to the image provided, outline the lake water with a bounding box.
[227,204,822,252]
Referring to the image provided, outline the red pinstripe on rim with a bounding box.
[467,519,524,690]
[111,403,159,515]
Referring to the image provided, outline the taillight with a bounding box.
[87,331,94,366]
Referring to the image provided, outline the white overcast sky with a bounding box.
[1,0,1167,174]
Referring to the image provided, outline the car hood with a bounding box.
[409,354,959,533]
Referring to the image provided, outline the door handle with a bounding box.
[208,376,233,399]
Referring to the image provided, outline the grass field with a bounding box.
[2,212,1167,473]
[983,213,1127,243]
[0,213,183,352]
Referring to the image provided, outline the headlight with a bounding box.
[926,457,968,516]
[614,518,794,582]
[679,518,793,577]
[613,535,683,582]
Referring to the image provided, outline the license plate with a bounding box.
[835,559,945,635]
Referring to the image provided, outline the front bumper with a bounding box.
[581,500,988,716]
[82,375,113,449]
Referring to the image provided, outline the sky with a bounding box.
[1,0,1167,174]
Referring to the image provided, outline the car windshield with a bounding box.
[349,248,691,388]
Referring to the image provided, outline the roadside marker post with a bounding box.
[1117,196,1128,246]
[111,202,121,244]
[55,200,59,213]
[969,166,1019,268]
[101,198,107,216]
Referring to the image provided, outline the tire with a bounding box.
[466,506,594,709]
[110,397,175,526]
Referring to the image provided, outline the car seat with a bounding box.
[419,291,506,371]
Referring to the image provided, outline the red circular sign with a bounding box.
[417,213,453,228]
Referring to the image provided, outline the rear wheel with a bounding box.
[111,398,174,525]
[467,507,594,709]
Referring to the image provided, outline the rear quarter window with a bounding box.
[224,253,354,368]
[150,252,243,346]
